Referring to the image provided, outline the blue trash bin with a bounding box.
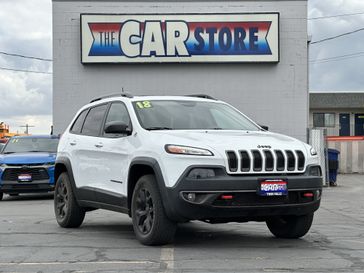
[328,149,340,184]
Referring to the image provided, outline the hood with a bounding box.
[0,152,57,165]
[149,130,307,156]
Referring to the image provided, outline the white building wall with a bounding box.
[53,0,308,140]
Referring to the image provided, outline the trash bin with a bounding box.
[328,148,340,185]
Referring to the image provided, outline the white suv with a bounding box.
[54,94,322,245]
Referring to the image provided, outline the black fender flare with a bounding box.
[128,157,180,221]
[55,157,81,202]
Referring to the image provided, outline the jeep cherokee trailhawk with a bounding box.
[54,94,322,245]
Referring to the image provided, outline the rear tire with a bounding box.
[266,213,314,239]
[131,175,176,245]
[54,172,85,228]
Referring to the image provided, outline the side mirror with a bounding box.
[260,125,269,131]
[104,121,131,135]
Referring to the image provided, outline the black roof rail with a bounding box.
[90,92,133,103]
[186,94,217,100]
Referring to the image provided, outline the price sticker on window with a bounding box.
[136,101,153,109]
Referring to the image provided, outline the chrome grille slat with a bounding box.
[296,150,305,171]
[239,151,250,172]
[285,150,295,171]
[264,150,274,171]
[226,149,306,174]
[252,150,262,171]
[226,151,238,172]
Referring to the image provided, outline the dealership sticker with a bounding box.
[81,13,279,63]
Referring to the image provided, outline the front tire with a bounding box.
[266,213,314,239]
[131,175,176,245]
[54,172,85,228]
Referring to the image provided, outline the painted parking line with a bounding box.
[160,245,174,273]
[0,260,157,266]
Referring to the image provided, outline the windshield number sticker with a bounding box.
[136,101,152,109]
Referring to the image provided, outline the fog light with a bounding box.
[309,166,321,176]
[187,168,215,179]
[187,193,196,202]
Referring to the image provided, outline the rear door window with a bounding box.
[81,104,108,136]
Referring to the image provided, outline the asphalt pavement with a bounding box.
[1,174,364,273]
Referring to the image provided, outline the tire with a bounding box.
[54,172,85,228]
[266,213,314,239]
[131,174,177,245]
[0,192,3,201]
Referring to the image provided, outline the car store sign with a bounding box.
[81,13,279,63]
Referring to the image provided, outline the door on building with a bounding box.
[339,113,350,136]
[355,114,364,136]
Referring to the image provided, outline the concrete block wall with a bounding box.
[53,0,308,140]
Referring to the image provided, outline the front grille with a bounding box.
[225,149,306,174]
[2,168,49,181]
[5,163,44,167]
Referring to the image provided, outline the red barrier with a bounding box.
[327,136,364,141]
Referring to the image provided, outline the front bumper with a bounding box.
[0,180,55,193]
[163,166,323,222]
[0,166,55,194]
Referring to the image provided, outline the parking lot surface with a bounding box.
[1,174,364,273]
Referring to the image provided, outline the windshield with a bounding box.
[133,100,260,131]
[2,137,59,154]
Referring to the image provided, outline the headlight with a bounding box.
[165,145,214,156]
[310,147,318,156]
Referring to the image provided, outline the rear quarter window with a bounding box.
[70,109,88,134]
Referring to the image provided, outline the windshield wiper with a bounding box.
[145,127,173,131]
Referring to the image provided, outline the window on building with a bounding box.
[313,113,335,128]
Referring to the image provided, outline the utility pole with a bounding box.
[20,124,35,135]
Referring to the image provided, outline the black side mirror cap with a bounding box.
[260,125,269,131]
[104,121,131,135]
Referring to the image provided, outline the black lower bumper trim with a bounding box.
[0,180,54,194]
[162,166,323,222]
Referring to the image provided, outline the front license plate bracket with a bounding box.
[259,179,288,196]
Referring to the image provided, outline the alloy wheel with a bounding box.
[135,188,154,234]
[56,180,68,219]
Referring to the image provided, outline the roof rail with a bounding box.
[186,94,217,100]
[90,92,133,103]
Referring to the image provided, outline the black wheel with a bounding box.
[266,213,314,239]
[131,175,176,245]
[0,192,3,201]
[54,172,85,228]
[9,193,19,197]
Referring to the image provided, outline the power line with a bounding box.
[310,53,364,65]
[310,27,364,45]
[310,51,364,63]
[308,12,364,20]
[0,51,52,62]
[0,66,52,74]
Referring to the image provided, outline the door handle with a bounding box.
[95,143,103,148]
[70,141,77,146]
